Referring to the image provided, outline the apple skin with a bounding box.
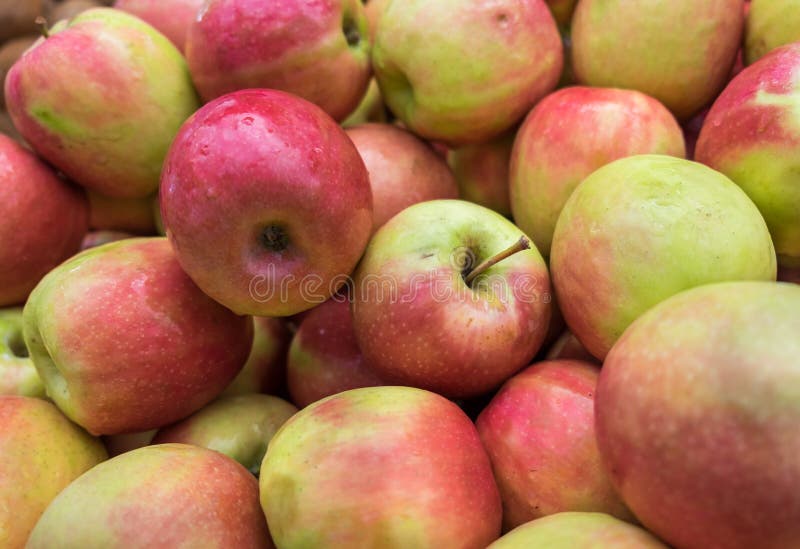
[596,281,800,549]
[153,394,297,474]
[27,443,273,548]
[695,43,800,269]
[287,296,384,408]
[551,154,776,360]
[220,317,291,398]
[744,0,800,65]
[510,86,685,257]
[448,132,514,217]
[80,230,134,251]
[352,199,552,399]
[260,386,502,548]
[0,134,88,306]
[186,0,371,121]
[0,396,107,548]
[488,512,667,549]
[113,0,204,52]
[161,89,373,317]
[341,79,387,127]
[477,360,631,530]
[372,0,562,145]
[87,190,157,235]
[22,237,253,436]
[0,308,44,398]
[571,0,744,120]
[345,123,459,232]
[545,331,598,364]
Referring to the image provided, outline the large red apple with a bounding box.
[161,89,373,317]
[113,0,204,52]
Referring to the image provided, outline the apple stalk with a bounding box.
[464,236,530,285]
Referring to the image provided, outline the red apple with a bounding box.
[448,132,514,217]
[220,317,291,398]
[545,331,598,364]
[113,0,204,52]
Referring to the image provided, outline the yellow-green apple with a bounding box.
[488,512,667,549]
[545,0,577,28]
[363,0,388,42]
[448,132,514,217]
[0,134,88,306]
[510,86,685,257]
[220,317,291,397]
[0,308,44,398]
[22,237,253,435]
[352,199,552,399]
[341,79,387,127]
[596,281,800,549]
[477,360,631,530]
[161,89,373,317]
[153,394,297,474]
[87,190,157,235]
[186,0,371,121]
[5,8,200,198]
[571,0,744,120]
[550,154,776,360]
[27,443,273,548]
[260,386,502,548]
[287,295,383,408]
[102,430,155,457]
[372,0,562,145]
[114,0,204,52]
[80,230,134,251]
[744,0,800,64]
[695,43,800,270]
[545,331,598,364]
[345,123,459,232]
[0,396,106,548]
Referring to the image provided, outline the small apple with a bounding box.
[341,79,387,127]
[545,331,598,364]
[0,308,44,398]
[744,0,800,65]
[102,429,155,457]
[448,131,514,217]
[220,317,291,398]
[87,190,157,235]
[113,0,204,52]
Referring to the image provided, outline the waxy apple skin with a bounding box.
[571,0,744,120]
[695,43,800,269]
[596,282,800,549]
[551,154,776,360]
[477,360,631,530]
[372,0,562,145]
[23,238,253,436]
[0,396,107,548]
[0,308,44,398]
[744,0,800,65]
[114,0,204,52]
[186,0,371,121]
[5,9,200,198]
[260,386,502,548]
[221,317,291,397]
[510,86,685,257]
[27,444,273,549]
[352,199,552,399]
[161,89,373,317]
[0,134,88,306]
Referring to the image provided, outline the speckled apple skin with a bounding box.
[161,89,373,317]
[22,238,253,436]
[696,43,800,268]
[596,281,800,549]
[0,135,88,306]
[744,0,800,65]
[5,9,200,198]
[114,0,205,52]
[260,386,502,548]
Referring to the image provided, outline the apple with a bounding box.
[477,360,632,530]
[0,133,88,306]
[341,79,387,127]
[0,35,37,110]
[695,43,800,270]
[744,0,800,64]
[488,512,667,549]
[102,429,155,457]
[260,386,502,548]
[596,281,800,549]
[550,154,776,360]
[510,87,685,257]
[186,0,371,121]
[5,8,200,198]
[345,123,459,232]
[0,396,107,548]
[87,190,156,235]
[287,295,383,408]
[220,317,291,398]
[545,331,598,364]
[113,0,204,52]
[372,0,562,145]
[571,0,744,120]
[80,230,134,251]
[160,89,373,317]
[352,199,552,399]
[23,237,253,435]
[448,131,514,217]
[363,0,389,42]
[27,443,273,548]
[153,394,297,473]
[0,308,44,398]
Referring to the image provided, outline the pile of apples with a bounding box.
[0,0,799,547]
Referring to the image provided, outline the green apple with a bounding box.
[745,0,800,65]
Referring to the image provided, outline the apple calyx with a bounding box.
[342,17,361,47]
[35,16,50,39]
[463,235,530,286]
[259,225,289,252]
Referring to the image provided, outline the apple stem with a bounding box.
[35,16,50,38]
[464,236,530,285]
